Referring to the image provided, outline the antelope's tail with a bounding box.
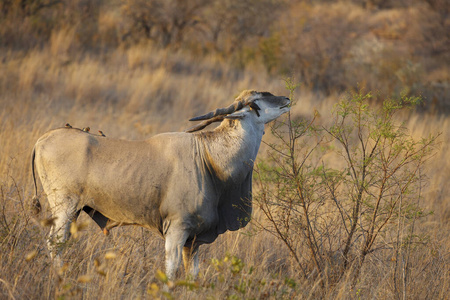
[31,146,41,215]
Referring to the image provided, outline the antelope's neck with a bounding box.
[196,119,264,183]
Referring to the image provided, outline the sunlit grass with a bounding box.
[0,44,448,299]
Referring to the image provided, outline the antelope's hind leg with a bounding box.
[46,194,79,266]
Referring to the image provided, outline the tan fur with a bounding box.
[32,91,290,279]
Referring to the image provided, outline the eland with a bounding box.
[31,90,290,279]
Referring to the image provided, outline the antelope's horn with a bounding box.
[189,101,244,121]
[185,115,226,133]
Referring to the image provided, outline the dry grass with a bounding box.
[0,43,448,299]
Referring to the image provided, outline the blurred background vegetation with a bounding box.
[1,0,448,110]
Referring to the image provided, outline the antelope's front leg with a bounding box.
[182,244,199,279]
[164,229,189,281]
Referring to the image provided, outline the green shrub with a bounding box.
[254,82,439,295]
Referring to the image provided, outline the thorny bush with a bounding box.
[254,83,439,294]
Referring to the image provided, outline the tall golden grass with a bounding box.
[0,43,448,298]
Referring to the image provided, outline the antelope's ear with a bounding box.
[225,111,246,120]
